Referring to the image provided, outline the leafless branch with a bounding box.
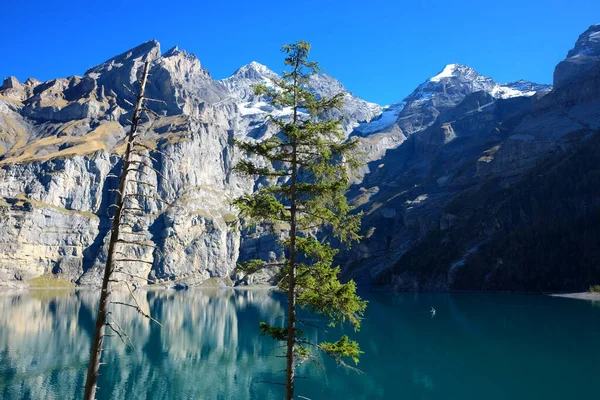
[128,160,167,180]
[114,269,157,284]
[127,179,156,188]
[133,143,174,161]
[113,259,154,265]
[122,84,136,96]
[297,319,328,333]
[144,97,167,105]
[105,322,135,350]
[126,167,151,178]
[121,206,145,212]
[111,301,163,327]
[106,314,136,350]
[123,192,172,205]
[142,107,161,119]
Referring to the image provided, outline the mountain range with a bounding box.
[0,24,599,291]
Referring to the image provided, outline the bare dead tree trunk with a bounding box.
[83,60,150,400]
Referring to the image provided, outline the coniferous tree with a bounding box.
[233,41,367,400]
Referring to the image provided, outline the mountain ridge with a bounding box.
[0,25,598,290]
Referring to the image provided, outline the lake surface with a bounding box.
[0,289,599,399]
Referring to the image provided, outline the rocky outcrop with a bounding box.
[554,24,600,88]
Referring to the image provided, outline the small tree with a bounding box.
[233,41,367,400]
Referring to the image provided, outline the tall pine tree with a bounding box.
[233,41,367,400]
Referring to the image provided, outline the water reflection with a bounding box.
[0,289,285,399]
[1,291,600,400]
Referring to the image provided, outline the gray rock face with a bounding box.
[308,73,381,134]
[554,24,600,87]
[0,41,248,287]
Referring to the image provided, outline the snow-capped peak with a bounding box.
[429,64,460,82]
[409,63,549,102]
[219,61,278,102]
[428,64,479,83]
[228,61,277,81]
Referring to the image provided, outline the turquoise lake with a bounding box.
[0,289,599,399]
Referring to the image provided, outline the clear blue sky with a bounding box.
[1,0,598,105]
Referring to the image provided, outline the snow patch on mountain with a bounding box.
[429,64,461,82]
[238,101,293,117]
[353,64,550,138]
[355,102,405,135]
[567,24,600,58]
[411,64,550,102]
[493,81,545,99]
[219,61,278,101]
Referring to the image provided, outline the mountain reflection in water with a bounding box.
[1,290,600,400]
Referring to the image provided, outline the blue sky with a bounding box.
[1,0,598,105]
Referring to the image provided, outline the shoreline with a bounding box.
[549,292,600,301]
[0,283,278,292]
[2,282,599,300]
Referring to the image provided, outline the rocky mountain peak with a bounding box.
[219,64,380,135]
[0,76,28,102]
[309,73,381,133]
[85,40,161,76]
[428,63,479,82]
[1,76,22,90]
[567,24,600,58]
[405,64,495,105]
[554,23,600,88]
[24,77,41,87]
[231,61,277,81]
[407,63,549,105]
[160,45,202,66]
[357,62,550,149]
[218,62,277,103]
[309,73,347,96]
[163,46,180,57]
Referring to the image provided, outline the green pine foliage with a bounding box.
[232,41,367,398]
[589,285,600,294]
